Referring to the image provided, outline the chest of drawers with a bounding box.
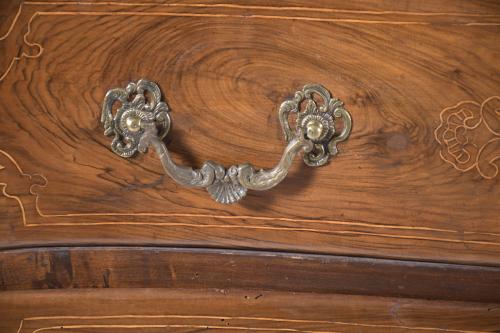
[1,0,499,331]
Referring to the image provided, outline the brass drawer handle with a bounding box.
[101,79,351,204]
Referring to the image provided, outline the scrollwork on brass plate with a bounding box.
[279,84,352,167]
[101,80,352,204]
[101,79,171,158]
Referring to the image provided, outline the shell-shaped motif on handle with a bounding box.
[206,165,247,204]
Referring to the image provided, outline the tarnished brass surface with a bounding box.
[101,80,351,204]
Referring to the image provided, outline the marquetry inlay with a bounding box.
[435,96,500,179]
[1,148,499,249]
[15,314,485,333]
[2,1,500,83]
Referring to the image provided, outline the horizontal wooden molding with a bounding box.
[1,246,500,303]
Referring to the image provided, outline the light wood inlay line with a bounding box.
[21,1,500,18]
[0,10,43,82]
[0,2,23,40]
[31,325,340,333]
[15,314,487,333]
[35,11,432,25]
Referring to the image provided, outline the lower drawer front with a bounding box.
[2,288,500,333]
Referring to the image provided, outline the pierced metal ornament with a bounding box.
[279,84,352,167]
[101,80,351,204]
[101,79,171,158]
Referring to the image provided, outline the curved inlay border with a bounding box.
[435,96,500,179]
[2,0,500,83]
[15,314,487,333]
[1,148,500,247]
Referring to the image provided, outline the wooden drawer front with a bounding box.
[2,289,500,333]
[1,0,499,265]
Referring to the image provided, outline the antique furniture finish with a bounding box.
[1,0,500,331]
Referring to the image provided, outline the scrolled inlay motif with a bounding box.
[435,96,500,179]
[102,80,351,204]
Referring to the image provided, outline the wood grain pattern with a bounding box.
[0,0,499,265]
[1,288,500,333]
[2,247,500,303]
